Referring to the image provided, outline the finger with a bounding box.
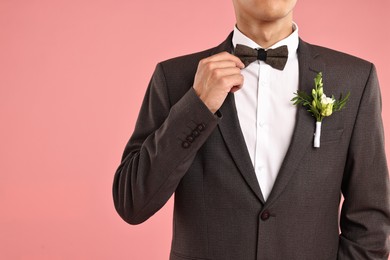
[219,74,244,91]
[211,67,242,79]
[230,85,242,93]
[204,60,238,71]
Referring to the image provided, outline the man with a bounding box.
[113,0,390,259]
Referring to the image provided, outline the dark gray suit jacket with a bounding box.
[113,33,390,259]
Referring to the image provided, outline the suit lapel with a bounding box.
[218,93,266,204]
[210,35,324,206]
[265,39,325,206]
[211,33,266,204]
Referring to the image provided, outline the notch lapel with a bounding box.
[211,33,265,204]
[210,36,324,205]
[265,39,325,207]
[218,93,266,204]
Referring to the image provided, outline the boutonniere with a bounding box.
[291,72,350,148]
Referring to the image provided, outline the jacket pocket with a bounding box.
[319,128,344,144]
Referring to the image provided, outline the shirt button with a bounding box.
[261,210,270,221]
[186,136,194,143]
[192,130,200,137]
[258,121,265,127]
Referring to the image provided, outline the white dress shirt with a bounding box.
[232,23,299,201]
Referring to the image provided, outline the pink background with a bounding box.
[1,0,389,259]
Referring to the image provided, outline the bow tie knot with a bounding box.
[234,44,289,70]
[257,48,267,61]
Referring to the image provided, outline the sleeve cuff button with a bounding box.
[197,124,206,131]
[182,141,190,148]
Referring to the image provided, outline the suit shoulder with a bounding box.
[155,33,233,80]
[308,43,373,69]
[149,44,226,104]
[154,43,228,89]
[159,47,217,72]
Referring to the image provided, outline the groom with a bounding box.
[113,0,390,259]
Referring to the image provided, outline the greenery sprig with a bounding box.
[291,72,350,122]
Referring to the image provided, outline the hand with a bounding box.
[193,52,245,114]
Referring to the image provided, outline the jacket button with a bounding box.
[186,135,194,143]
[182,141,190,148]
[192,130,200,137]
[261,210,270,221]
[197,124,205,131]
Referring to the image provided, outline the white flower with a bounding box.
[291,72,350,148]
[320,94,335,117]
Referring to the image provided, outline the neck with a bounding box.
[236,15,294,48]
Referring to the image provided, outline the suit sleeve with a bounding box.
[338,64,390,259]
[112,63,221,225]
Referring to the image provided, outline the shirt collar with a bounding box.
[232,22,299,57]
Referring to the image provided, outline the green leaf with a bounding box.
[333,91,350,111]
[291,72,350,122]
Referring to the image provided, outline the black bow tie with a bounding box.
[234,44,289,70]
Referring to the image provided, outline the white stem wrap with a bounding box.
[314,121,322,148]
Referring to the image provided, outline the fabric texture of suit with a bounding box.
[113,33,390,260]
